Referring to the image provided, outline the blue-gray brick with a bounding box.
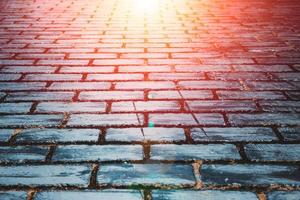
[5,92,74,101]
[0,82,46,91]
[152,190,258,200]
[0,103,32,113]
[0,146,48,162]
[191,127,277,142]
[53,145,143,161]
[0,115,63,127]
[34,190,143,200]
[36,102,106,113]
[229,113,300,126]
[0,165,91,186]
[106,128,185,142]
[98,164,195,185]
[245,144,300,161]
[16,128,100,143]
[68,114,143,126]
[201,164,300,186]
[150,144,240,161]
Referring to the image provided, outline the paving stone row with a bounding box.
[0,0,300,199]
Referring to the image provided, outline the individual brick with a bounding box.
[5,92,74,101]
[1,66,57,73]
[68,114,143,126]
[175,65,231,72]
[149,73,205,80]
[150,144,240,161]
[97,164,195,186]
[0,191,27,200]
[0,103,32,113]
[106,128,185,142]
[115,81,175,90]
[151,190,258,200]
[36,102,106,113]
[15,128,100,143]
[0,165,91,186]
[194,114,225,125]
[191,127,277,142]
[148,90,214,100]
[245,144,300,161]
[79,91,144,100]
[148,114,197,126]
[179,81,241,89]
[34,190,143,200]
[201,164,300,186]
[49,82,111,90]
[217,91,286,100]
[185,100,257,112]
[234,65,292,72]
[278,127,300,141]
[24,74,82,81]
[69,53,117,59]
[37,60,89,65]
[229,113,300,126]
[267,191,300,200]
[207,72,268,80]
[93,59,144,65]
[0,82,46,91]
[53,145,143,161]
[246,81,296,90]
[87,74,144,81]
[0,74,21,81]
[119,66,171,72]
[0,115,63,127]
[0,146,48,162]
[60,66,115,73]
[259,100,300,112]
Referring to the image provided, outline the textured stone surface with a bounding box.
[191,127,277,142]
[0,146,48,162]
[0,0,300,197]
[0,165,91,186]
[52,145,143,161]
[106,128,185,142]
[98,164,195,185]
[244,144,300,161]
[150,144,240,161]
[16,128,100,143]
[34,190,143,200]
[201,164,300,186]
[152,190,258,200]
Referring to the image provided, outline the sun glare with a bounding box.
[132,0,159,14]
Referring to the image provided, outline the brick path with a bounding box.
[0,0,300,199]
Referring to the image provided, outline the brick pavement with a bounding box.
[0,0,300,199]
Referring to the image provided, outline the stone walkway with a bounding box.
[0,0,300,199]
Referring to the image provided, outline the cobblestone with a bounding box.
[0,0,300,197]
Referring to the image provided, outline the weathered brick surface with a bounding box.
[152,190,258,200]
[97,164,195,186]
[0,0,300,197]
